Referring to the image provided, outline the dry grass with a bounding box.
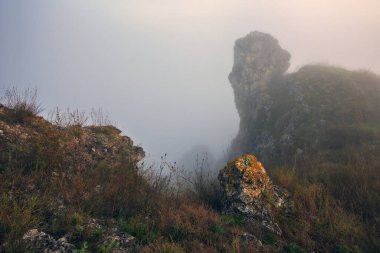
[1,87,43,115]
[271,150,380,252]
[0,90,379,252]
[0,87,43,123]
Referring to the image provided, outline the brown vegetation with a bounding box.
[0,88,379,252]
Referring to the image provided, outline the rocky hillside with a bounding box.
[0,101,299,252]
[0,104,146,252]
[0,105,144,168]
[228,31,380,166]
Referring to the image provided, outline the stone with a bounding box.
[21,229,75,253]
[85,218,137,252]
[239,232,262,247]
[20,219,137,252]
[229,31,290,118]
[218,154,292,235]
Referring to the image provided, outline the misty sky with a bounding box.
[1,0,379,163]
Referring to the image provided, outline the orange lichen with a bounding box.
[242,187,261,199]
[235,154,270,189]
[220,154,272,201]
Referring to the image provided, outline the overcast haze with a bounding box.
[1,0,379,163]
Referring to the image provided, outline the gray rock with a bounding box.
[239,232,262,247]
[229,31,290,118]
[218,154,293,236]
[22,229,75,253]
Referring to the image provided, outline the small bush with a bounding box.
[221,214,244,227]
[90,108,113,126]
[48,107,88,127]
[119,216,158,244]
[190,159,224,210]
[70,213,84,227]
[48,107,114,127]
[1,87,43,122]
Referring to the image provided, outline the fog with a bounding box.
[1,0,379,164]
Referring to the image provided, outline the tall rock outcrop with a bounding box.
[229,31,290,119]
[228,32,380,165]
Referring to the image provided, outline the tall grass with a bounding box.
[1,87,379,252]
[271,149,380,252]
[0,87,43,123]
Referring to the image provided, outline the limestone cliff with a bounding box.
[228,32,380,165]
[229,31,290,119]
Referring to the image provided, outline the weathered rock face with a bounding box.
[228,32,380,165]
[22,229,75,253]
[228,31,291,164]
[229,31,290,119]
[21,219,137,253]
[0,104,144,171]
[218,154,292,234]
[82,125,145,164]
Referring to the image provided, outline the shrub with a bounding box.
[119,216,158,244]
[90,108,113,126]
[1,87,43,122]
[48,107,88,127]
[189,154,224,210]
[48,107,114,127]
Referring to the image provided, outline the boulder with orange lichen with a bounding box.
[218,154,292,235]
